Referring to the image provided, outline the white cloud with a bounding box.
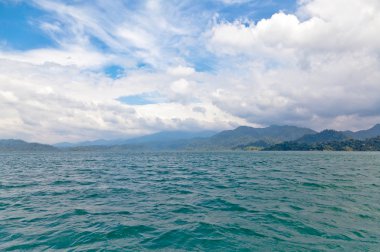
[170,79,190,94]
[30,0,194,69]
[167,65,195,76]
[0,90,19,103]
[0,46,115,68]
[0,58,251,143]
[209,0,380,56]
[206,0,380,130]
[1,0,380,142]
[219,0,251,5]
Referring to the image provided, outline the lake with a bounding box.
[0,151,379,251]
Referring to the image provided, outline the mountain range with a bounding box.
[186,125,316,150]
[1,124,380,151]
[54,130,217,148]
[265,135,380,151]
[263,125,380,151]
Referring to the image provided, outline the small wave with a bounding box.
[301,182,326,188]
[58,209,90,219]
[263,212,324,236]
[172,206,197,214]
[73,209,89,215]
[223,226,266,238]
[106,224,155,239]
[51,180,74,186]
[141,229,190,249]
[198,198,248,212]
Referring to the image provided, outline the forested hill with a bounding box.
[296,130,349,144]
[264,136,380,151]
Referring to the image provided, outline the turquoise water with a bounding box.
[0,151,379,251]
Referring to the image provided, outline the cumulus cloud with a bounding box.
[167,65,195,76]
[207,0,380,130]
[1,0,380,142]
[219,0,251,5]
[0,46,115,68]
[0,59,250,143]
[209,0,380,58]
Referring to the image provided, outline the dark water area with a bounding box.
[0,151,379,251]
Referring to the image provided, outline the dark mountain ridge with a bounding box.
[263,125,380,151]
[265,136,380,151]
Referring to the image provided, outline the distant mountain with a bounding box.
[54,124,380,152]
[296,130,349,144]
[55,130,217,148]
[263,129,350,151]
[345,124,380,140]
[124,130,217,144]
[64,126,316,151]
[54,139,127,148]
[0,139,57,151]
[188,125,316,149]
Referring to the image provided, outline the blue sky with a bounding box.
[0,1,297,49]
[0,0,380,143]
[0,0,297,75]
[0,2,54,49]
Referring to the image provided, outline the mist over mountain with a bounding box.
[123,131,217,145]
[345,124,380,140]
[54,131,217,148]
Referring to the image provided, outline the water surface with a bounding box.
[0,151,379,251]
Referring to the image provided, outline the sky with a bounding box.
[1,0,380,143]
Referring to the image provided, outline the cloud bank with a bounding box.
[0,0,380,143]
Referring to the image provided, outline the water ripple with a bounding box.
[0,151,379,251]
